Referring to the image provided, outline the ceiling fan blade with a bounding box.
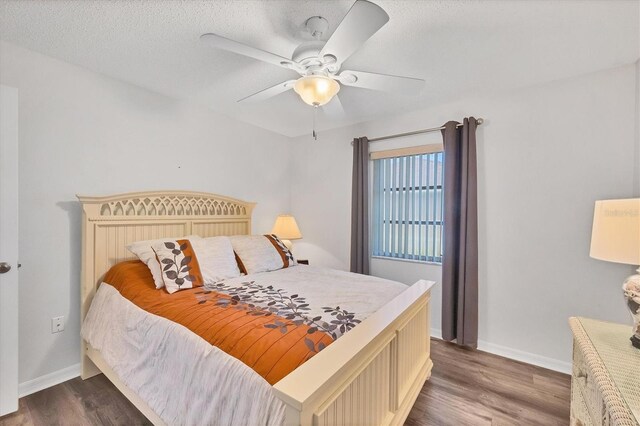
[338,70,424,95]
[322,94,345,118]
[319,0,389,66]
[238,80,296,103]
[200,33,301,72]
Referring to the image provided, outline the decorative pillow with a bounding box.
[152,239,204,294]
[127,235,201,289]
[152,237,240,293]
[229,234,297,275]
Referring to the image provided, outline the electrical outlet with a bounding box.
[51,316,64,333]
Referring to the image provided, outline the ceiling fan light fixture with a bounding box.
[293,75,340,106]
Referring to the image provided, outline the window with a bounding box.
[372,150,444,263]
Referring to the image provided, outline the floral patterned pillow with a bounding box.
[229,234,297,275]
[127,235,201,289]
[152,239,204,294]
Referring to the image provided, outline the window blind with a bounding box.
[372,151,444,263]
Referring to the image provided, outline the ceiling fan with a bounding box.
[200,0,424,116]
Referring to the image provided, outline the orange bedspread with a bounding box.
[104,260,333,384]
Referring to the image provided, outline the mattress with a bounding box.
[81,261,407,425]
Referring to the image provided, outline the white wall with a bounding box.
[0,41,292,385]
[290,63,640,371]
[635,59,640,197]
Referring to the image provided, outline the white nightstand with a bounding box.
[569,317,640,425]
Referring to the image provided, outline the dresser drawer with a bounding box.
[573,341,606,425]
[571,376,595,426]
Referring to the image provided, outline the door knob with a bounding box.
[0,262,11,274]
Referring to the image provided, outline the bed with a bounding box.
[78,190,434,426]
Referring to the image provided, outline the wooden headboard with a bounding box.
[77,190,255,322]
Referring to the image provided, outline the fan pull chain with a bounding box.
[312,105,318,140]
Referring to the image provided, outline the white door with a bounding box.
[0,85,19,416]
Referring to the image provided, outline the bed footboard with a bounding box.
[273,279,434,426]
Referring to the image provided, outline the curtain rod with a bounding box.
[365,117,484,143]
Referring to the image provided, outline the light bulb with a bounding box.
[294,75,340,106]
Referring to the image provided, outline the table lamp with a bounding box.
[271,214,302,251]
[590,198,640,349]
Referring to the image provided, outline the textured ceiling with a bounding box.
[1,0,638,137]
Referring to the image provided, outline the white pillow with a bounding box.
[229,234,297,275]
[196,236,241,284]
[127,235,201,289]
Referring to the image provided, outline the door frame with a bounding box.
[0,84,19,416]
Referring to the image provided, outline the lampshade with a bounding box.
[590,198,640,266]
[293,75,340,106]
[271,215,302,240]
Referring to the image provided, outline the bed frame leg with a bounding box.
[81,342,101,380]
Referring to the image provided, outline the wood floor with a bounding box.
[0,339,570,426]
[406,340,570,426]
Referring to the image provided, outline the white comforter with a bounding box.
[81,265,407,426]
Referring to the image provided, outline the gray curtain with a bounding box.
[350,136,370,274]
[441,118,479,347]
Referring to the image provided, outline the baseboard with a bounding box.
[19,363,81,398]
[430,328,572,375]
